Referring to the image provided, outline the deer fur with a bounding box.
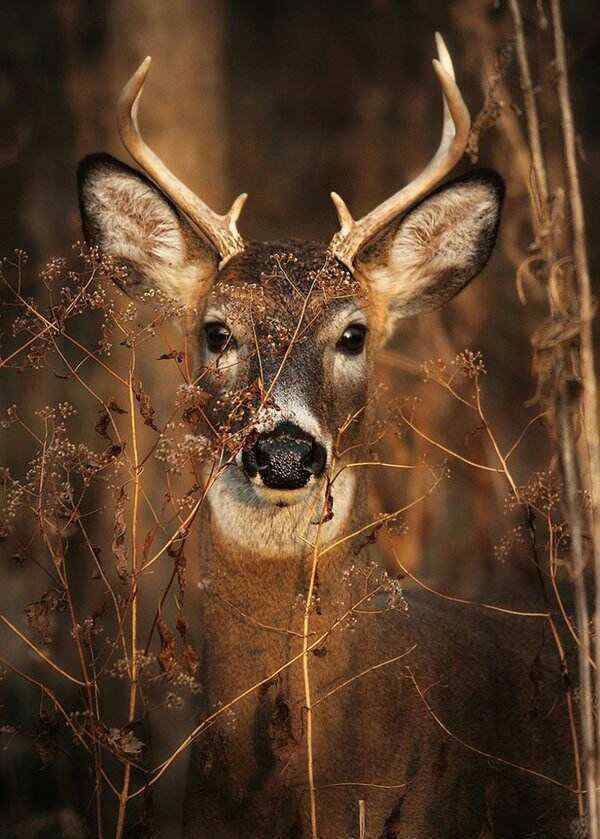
[77,65,577,838]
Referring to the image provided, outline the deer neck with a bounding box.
[186,470,400,834]
[190,467,374,689]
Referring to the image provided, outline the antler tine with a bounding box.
[329,34,471,269]
[117,57,247,265]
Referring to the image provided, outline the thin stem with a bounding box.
[391,551,549,619]
[557,385,598,835]
[115,350,141,839]
[317,473,444,560]
[0,612,86,687]
[474,381,520,499]
[551,1,600,814]
[302,503,325,839]
[508,0,549,206]
[546,612,585,817]
[399,406,502,473]
[504,411,548,461]
[312,645,417,709]
[0,654,119,798]
[407,668,578,794]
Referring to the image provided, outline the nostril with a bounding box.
[253,440,270,469]
[304,440,327,476]
[241,447,258,478]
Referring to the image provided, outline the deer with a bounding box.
[77,34,578,839]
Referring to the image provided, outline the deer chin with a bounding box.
[250,483,315,508]
[245,469,321,508]
[206,464,355,559]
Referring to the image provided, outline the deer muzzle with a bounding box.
[242,421,327,491]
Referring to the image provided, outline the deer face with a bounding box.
[78,36,504,551]
[197,241,369,506]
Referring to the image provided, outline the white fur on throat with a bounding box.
[207,466,356,559]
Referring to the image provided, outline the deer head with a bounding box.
[78,35,504,556]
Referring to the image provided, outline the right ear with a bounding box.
[78,153,218,307]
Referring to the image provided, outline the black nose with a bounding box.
[242,422,327,490]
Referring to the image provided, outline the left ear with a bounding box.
[355,169,504,332]
[78,153,219,308]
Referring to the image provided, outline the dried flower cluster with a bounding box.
[0,244,580,835]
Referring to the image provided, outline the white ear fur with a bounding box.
[78,154,218,307]
[356,171,504,330]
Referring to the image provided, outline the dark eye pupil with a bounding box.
[205,322,231,353]
[338,324,366,355]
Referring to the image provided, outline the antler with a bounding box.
[117,57,247,266]
[329,33,471,269]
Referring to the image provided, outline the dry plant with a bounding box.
[0,3,597,837]
[0,242,590,836]
[0,246,430,833]
[464,0,599,834]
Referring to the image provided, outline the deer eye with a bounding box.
[204,321,234,354]
[336,323,367,356]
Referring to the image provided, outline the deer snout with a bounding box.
[242,422,327,490]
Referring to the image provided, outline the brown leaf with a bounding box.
[108,399,127,415]
[112,486,129,581]
[24,589,65,645]
[157,615,177,678]
[142,521,160,562]
[135,383,159,432]
[312,478,334,524]
[182,642,200,675]
[167,533,186,560]
[157,350,184,362]
[107,726,144,757]
[95,410,111,440]
[175,615,188,640]
[102,443,124,463]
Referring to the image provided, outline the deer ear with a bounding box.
[78,153,218,306]
[355,170,504,333]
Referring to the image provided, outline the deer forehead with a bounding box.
[199,240,367,339]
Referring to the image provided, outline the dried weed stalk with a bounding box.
[1,10,597,831]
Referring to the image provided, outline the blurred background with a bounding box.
[1,1,599,836]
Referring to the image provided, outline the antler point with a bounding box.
[135,56,152,84]
[331,192,354,232]
[228,193,248,227]
[434,32,454,79]
[327,30,469,259]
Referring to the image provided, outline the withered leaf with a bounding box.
[24,588,65,645]
[103,443,124,462]
[0,725,17,735]
[167,534,186,559]
[182,643,200,675]
[158,350,184,362]
[107,726,145,757]
[142,521,160,562]
[108,399,127,415]
[112,486,129,581]
[311,478,334,524]
[157,615,177,678]
[175,615,187,640]
[95,410,111,440]
[135,383,159,432]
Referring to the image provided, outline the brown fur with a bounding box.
[77,156,574,837]
[182,491,576,839]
